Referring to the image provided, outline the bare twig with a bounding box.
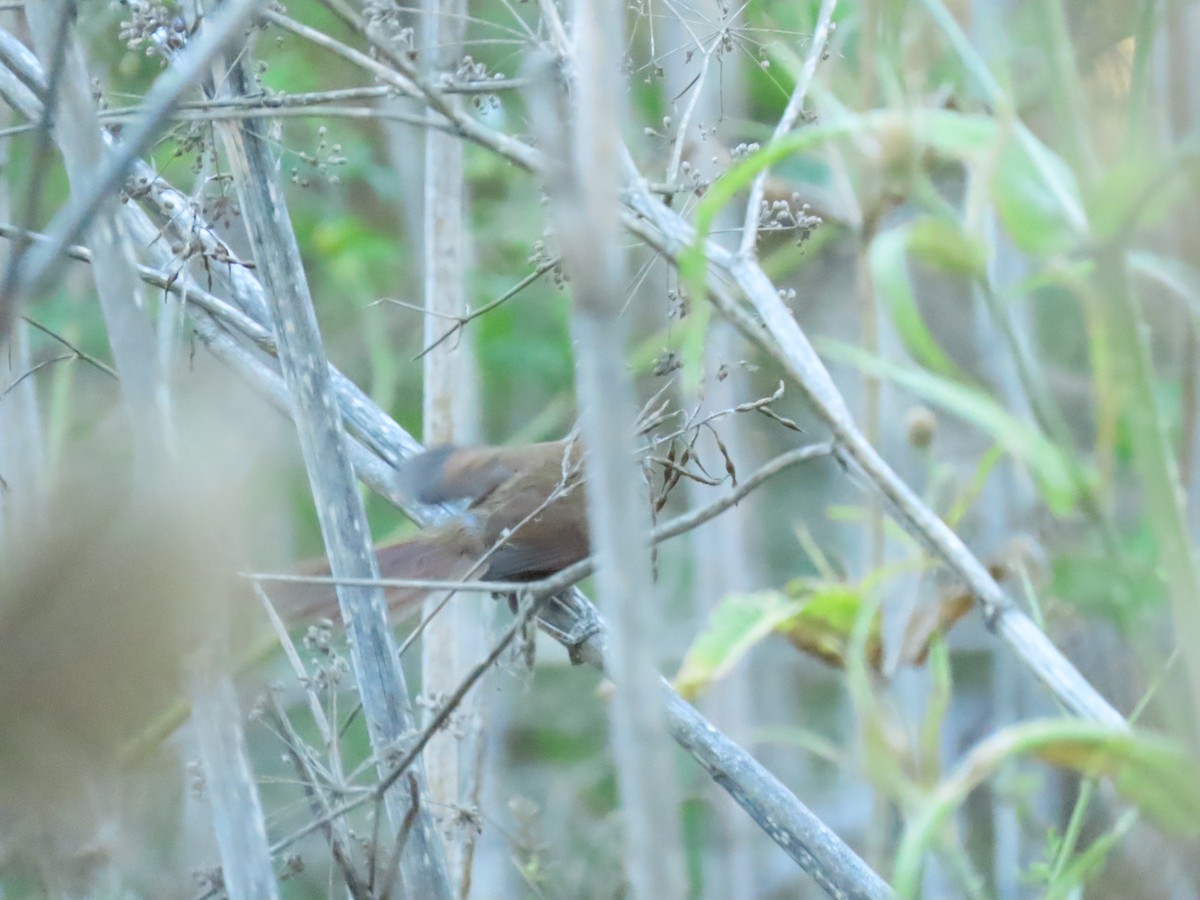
[266,695,369,898]
[414,256,559,360]
[663,33,721,188]
[0,352,75,399]
[738,0,837,254]
[20,316,118,379]
[261,8,541,171]
[267,586,557,857]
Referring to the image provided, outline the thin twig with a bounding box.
[414,256,559,360]
[738,0,837,255]
[0,352,76,399]
[663,33,720,188]
[261,8,542,171]
[269,587,556,857]
[250,573,534,594]
[267,696,369,898]
[20,315,119,379]
[255,585,337,755]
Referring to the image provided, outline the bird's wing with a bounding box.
[401,445,518,505]
[484,518,590,582]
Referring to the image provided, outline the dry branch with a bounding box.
[527,37,687,896]
[209,45,452,898]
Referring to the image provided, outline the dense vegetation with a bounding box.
[1,0,1198,897]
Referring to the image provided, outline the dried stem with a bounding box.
[527,32,687,893]
[210,40,451,898]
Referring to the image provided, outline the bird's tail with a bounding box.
[269,537,475,625]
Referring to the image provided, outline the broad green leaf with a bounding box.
[776,580,970,673]
[1034,733,1200,836]
[673,578,969,697]
[673,591,802,699]
[776,581,876,670]
[992,136,1083,255]
[1087,157,1161,240]
[1001,257,1094,300]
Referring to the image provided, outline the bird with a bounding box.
[276,439,589,624]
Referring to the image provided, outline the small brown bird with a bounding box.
[278,439,588,623]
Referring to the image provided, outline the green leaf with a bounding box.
[1034,733,1200,836]
[870,225,973,381]
[673,580,950,695]
[906,216,987,278]
[748,726,844,766]
[820,339,1081,513]
[1087,157,1161,240]
[777,581,876,669]
[894,720,1200,899]
[944,443,1006,528]
[673,591,802,698]
[992,134,1084,255]
[777,578,971,673]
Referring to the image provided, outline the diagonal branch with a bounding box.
[621,181,1125,727]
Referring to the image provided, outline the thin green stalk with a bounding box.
[1097,250,1200,730]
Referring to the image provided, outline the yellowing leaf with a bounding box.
[673,591,801,699]
[895,721,1200,898]
[777,582,877,669]
[676,578,977,699]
